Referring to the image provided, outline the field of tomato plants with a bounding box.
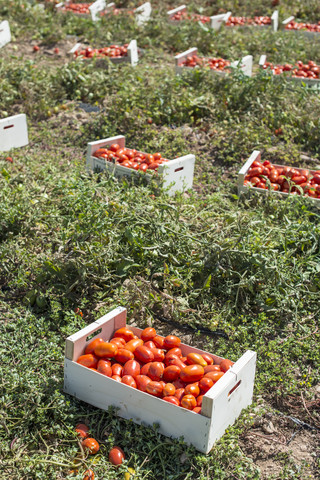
[1,0,320,479]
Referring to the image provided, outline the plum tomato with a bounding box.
[197,394,204,406]
[113,327,135,342]
[82,438,100,455]
[186,352,207,367]
[153,336,165,348]
[97,359,112,377]
[163,335,181,350]
[219,359,234,372]
[143,341,156,350]
[174,388,185,402]
[110,337,126,347]
[140,327,157,342]
[124,338,143,352]
[180,365,204,383]
[151,348,165,362]
[75,423,89,439]
[163,383,176,396]
[147,362,165,381]
[199,377,214,393]
[181,394,197,410]
[121,375,137,388]
[165,354,186,370]
[193,406,202,414]
[146,381,163,397]
[140,361,152,376]
[77,354,98,369]
[114,348,134,364]
[201,354,214,365]
[166,347,182,358]
[109,446,125,466]
[163,395,180,406]
[204,371,224,383]
[134,345,154,363]
[204,364,221,374]
[111,374,122,382]
[112,363,123,377]
[122,359,141,378]
[135,374,152,392]
[163,365,181,382]
[94,342,118,358]
[184,382,200,397]
[84,338,104,355]
[109,143,120,152]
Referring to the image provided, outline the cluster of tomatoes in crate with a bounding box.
[74,44,129,59]
[77,326,233,413]
[181,54,230,71]
[285,20,320,33]
[244,159,320,198]
[226,16,271,26]
[262,60,320,79]
[170,10,211,24]
[60,2,91,14]
[93,143,169,172]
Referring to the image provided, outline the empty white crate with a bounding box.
[70,39,139,66]
[64,306,257,453]
[0,114,29,152]
[238,150,320,203]
[175,48,253,77]
[86,135,195,196]
[0,20,11,49]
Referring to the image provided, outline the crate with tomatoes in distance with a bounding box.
[167,5,231,31]
[86,135,195,196]
[70,40,139,66]
[64,306,256,453]
[225,10,278,31]
[238,150,320,202]
[259,55,320,86]
[282,16,320,36]
[175,48,252,77]
[55,0,114,20]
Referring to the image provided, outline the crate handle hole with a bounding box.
[228,380,241,397]
[174,166,184,173]
[4,124,14,130]
[86,328,102,342]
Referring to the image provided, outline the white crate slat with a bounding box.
[89,0,106,21]
[86,135,195,196]
[175,48,253,77]
[0,20,11,49]
[135,1,152,26]
[64,307,257,453]
[238,150,320,203]
[0,114,29,152]
[210,12,231,31]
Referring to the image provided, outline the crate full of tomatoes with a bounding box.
[70,40,139,66]
[86,135,195,196]
[167,5,230,31]
[64,307,256,453]
[238,150,320,201]
[175,48,252,77]
[282,16,320,36]
[225,10,278,31]
[259,55,320,85]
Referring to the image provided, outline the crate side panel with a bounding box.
[0,114,28,151]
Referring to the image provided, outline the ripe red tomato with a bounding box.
[204,365,221,374]
[114,327,135,342]
[97,359,112,377]
[185,382,200,397]
[163,383,176,396]
[199,377,214,393]
[165,354,186,370]
[140,361,152,376]
[111,363,123,376]
[110,337,126,347]
[151,348,165,362]
[114,348,134,364]
[121,375,137,388]
[123,359,141,378]
[180,365,204,383]
[84,338,104,355]
[174,388,185,402]
[163,395,180,406]
[166,347,182,358]
[204,371,224,383]
[143,341,156,349]
[146,381,163,397]
[153,336,164,348]
[219,359,234,372]
[173,377,186,389]
[148,362,165,381]
[186,353,207,367]
[94,342,118,358]
[201,354,213,365]
[110,143,120,152]
[109,446,125,466]
[75,423,89,439]
[134,345,154,363]
[111,374,122,382]
[135,374,151,392]
[163,365,181,382]
[82,438,100,454]
[181,394,197,410]
[197,395,204,406]
[77,354,98,369]
[140,327,157,342]
[83,469,95,480]
[163,335,181,350]
[125,338,144,352]
[193,406,202,414]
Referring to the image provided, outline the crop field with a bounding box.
[1,0,320,479]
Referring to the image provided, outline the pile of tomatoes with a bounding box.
[93,143,169,172]
[77,326,234,413]
[285,20,320,33]
[60,2,92,14]
[180,54,230,71]
[244,159,320,198]
[226,16,271,26]
[170,10,211,24]
[74,44,129,59]
[261,60,320,79]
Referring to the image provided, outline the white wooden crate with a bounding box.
[135,2,152,26]
[56,0,114,20]
[69,40,139,66]
[282,16,320,37]
[259,55,320,87]
[175,48,253,77]
[64,306,256,454]
[0,20,11,49]
[86,135,195,196]
[167,6,231,31]
[238,150,320,203]
[0,114,29,152]
[226,10,278,32]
